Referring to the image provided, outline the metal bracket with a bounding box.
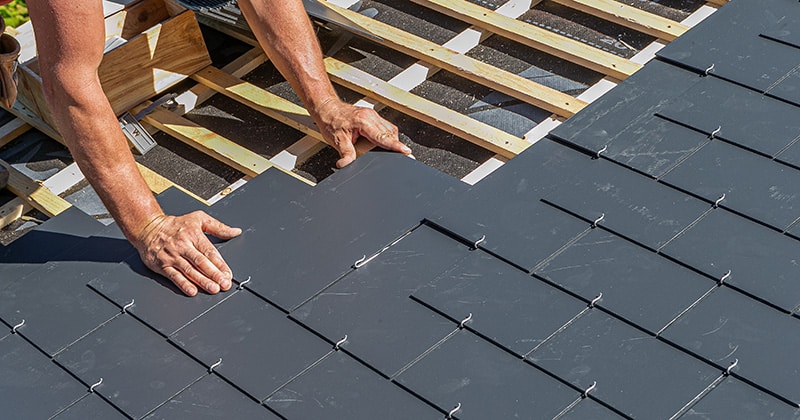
[118,93,176,156]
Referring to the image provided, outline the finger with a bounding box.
[336,136,357,168]
[188,245,232,291]
[177,256,222,294]
[198,211,242,240]
[163,266,199,297]
[359,116,411,156]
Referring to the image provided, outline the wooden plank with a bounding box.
[0,198,29,229]
[323,57,530,158]
[321,1,586,117]
[100,10,212,116]
[410,0,641,80]
[550,0,688,41]
[0,119,31,149]
[704,0,728,6]
[0,159,72,217]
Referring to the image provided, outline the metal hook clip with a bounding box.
[725,358,738,375]
[446,403,462,419]
[459,313,473,329]
[237,276,251,290]
[11,319,24,334]
[710,126,721,139]
[704,63,715,76]
[122,299,135,313]
[89,378,103,393]
[713,193,725,209]
[719,270,731,285]
[335,335,348,351]
[209,358,223,373]
[583,381,597,397]
[590,293,603,308]
[595,145,608,159]
[354,254,379,269]
[473,235,486,249]
[592,213,605,228]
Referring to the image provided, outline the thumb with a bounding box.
[199,212,242,240]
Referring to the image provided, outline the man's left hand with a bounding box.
[316,98,413,168]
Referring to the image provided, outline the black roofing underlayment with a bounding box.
[4,0,800,418]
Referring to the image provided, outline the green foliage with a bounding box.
[1,0,28,29]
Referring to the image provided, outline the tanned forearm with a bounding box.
[28,0,163,244]
[238,0,338,115]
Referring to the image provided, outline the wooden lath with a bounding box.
[550,0,689,41]
[320,1,586,118]
[408,0,642,80]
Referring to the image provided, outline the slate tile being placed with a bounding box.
[52,394,127,420]
[291,226,467,377]
[266,352,439,419]
[661,286,800,405]
[543,157,709,250]
[413,250,587,356]
[682,377,800,419]
[535,229,714,333]
[528,310,719,419]
[55,315,206,419]
[0,333,85,419]
[88,254,236,336]
[0,259,121,356]
[395,330,579,419]
[657,76,800,157]
[661,209,800,312]
[170,290,331,401]
[144,375,280,419]
[208,167,310,230]
[549,60,700,151]
[662,140,800,230]
[218,152,467,311]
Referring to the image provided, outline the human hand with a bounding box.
[134,211,242,296]
[316,98,413,168]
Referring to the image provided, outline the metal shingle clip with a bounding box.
[719,270,731,286]
[335,335,348,351]
[89,378,103,393]
[11,319,24,333]
[354,254,378,269]
[592,213,605,228]
[713,193,725,209]
[595,145,608,159]
[237,276,251,290]
[209,358,223,373]
[583,381,597,397]
[710,126,721,139]
[473,235,486,250]
[725,359,738,375]
[704,63,715,76]
[590,293,603,308]
[459,313,473,329]
[446,403,462,419]
[122,299,135,313]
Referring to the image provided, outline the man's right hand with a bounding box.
[134,211,242,296]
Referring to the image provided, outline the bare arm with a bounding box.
[238,0,413,167]
[27,0,240,296]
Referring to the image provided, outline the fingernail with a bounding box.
[221,276,232,290]
[208,283,220,294]
[402,146,412,154]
